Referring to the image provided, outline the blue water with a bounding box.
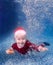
[0,0,53,65]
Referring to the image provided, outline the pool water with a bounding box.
[0,0,53,65]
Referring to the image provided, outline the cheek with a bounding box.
[23,40,26,43]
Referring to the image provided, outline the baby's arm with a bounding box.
[38,46,48,52]
[29,43,48,52]
[37,42,50,52]
[6,47,14,54]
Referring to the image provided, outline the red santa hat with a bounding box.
[14,27,26,37]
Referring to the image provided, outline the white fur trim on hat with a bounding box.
[14,30,26,36]
[14,27,26,37]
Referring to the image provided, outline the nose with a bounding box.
[20,39,23,43]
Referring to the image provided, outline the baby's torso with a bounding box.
[12,40,32,54]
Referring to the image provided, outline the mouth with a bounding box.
[17,43,25,48]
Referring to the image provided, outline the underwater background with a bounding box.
[0,0,53,65]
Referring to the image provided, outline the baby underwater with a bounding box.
[6,27,50,55]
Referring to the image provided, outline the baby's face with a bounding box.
[14,34,26,48]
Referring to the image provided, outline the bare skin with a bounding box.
[38,46,48,52]
[6,48,14,54]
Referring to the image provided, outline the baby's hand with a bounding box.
[6,48,14,54]
[38,46,48,52]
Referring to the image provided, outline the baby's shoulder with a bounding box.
[26,40,32,46]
